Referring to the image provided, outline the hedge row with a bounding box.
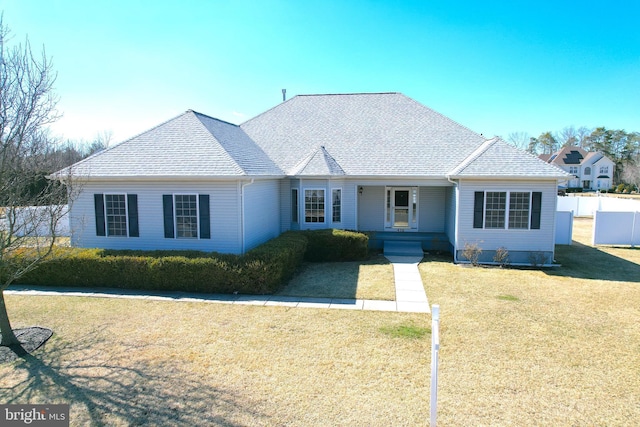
[13,229,369,294]
[303,229,369,262]
[15,231,308,295]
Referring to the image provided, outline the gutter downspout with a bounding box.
[447,175,460,263]
[240,178,255,254]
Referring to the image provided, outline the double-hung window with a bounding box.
[304,189,325,223]
[175,194,198,238]
[163,194,210,239]
[474,191,541,230]
[105,194,128,236]
[94,193,139,237]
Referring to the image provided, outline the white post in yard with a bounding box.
[430,304,440,426]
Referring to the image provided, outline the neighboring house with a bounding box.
[540,146,615,191]
[53,93,569,265]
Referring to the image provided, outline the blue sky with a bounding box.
[3,0,639,145]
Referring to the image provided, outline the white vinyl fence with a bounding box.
[555,211,573,245]
[558,196,640,246]
[557,195,640,217]
[593,211,640,247]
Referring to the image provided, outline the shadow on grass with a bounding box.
[549,241,640,282]
[277,255,391,299]
[1,331,266,426]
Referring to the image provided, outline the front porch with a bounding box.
[367,231,451,254]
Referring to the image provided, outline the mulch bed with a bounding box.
[0,327,53,363]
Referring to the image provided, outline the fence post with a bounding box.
[430,304,440,426]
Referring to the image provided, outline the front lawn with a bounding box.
[1,217,639,425]
[277,254,395,300]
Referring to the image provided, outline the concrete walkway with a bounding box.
[6,257,430,314]
[385,255,430,313]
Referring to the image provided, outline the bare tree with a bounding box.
[558,126,578,147]
[507,132,531,151]
[0,15,71,350]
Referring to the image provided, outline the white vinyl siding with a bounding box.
[457,180,557,253]
[243,179,280,252]
[71,181,242,253]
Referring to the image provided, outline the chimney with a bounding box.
[282,89,286,102]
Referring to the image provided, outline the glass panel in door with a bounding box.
[393,190,410,227]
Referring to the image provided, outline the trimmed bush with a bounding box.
[303,229,369,262]
[15,232,308,295]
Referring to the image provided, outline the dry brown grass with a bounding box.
[2,218,639,425]
[421,217,640,425]
[0,297,429,426]
[277,254,395,300]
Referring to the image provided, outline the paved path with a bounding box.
[6,257,430,314]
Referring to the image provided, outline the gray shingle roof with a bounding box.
[61,111,282,178]
[448,137,570,178]
[290,146,346,176]
[57,93,568,181]
[240,93,487,176]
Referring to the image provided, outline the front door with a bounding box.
[386,187,418,230]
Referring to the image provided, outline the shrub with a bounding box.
[303,229,369,262]
[461,242,482,266]
[16,232,309,295]
[493,247,510,267]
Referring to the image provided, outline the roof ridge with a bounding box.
[52,110,196,175]
[240,92,402,127]
[289,145,322,175]
[191,112,248,176]
[189,109,240,127]
[447,137,498,176]
[319,145,346,175]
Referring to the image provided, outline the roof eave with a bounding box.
[67,174,286,182]
[447,174,570,181]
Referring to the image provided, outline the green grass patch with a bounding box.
[379,324,430,339]
[496,294,520,301]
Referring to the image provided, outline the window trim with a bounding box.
[162,193,210,239]
[173,193,200,239]
[94,193,139,238]
[303,188,326,224]
[473,191,541,230]
[332,188,342,223]
[104,193,128,237]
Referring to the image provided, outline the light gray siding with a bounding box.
[243,179,281,252]
[456,179,558,263]
[445,186,457,248]
[417,187,446,232]
[357,186,385,231]
[71,180,243,254]
[279,179,293,232]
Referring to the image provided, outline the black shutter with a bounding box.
[163,195,174,238]
[473,192,484,229]
[531,192,542,230]
[94,194,106,236]
[199,194,210,239]
[127,194,139,237]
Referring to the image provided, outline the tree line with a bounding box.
[507,127,640,190]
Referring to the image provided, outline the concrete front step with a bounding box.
[383,240,424,257]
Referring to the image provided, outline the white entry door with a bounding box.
[386,187,418,230]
